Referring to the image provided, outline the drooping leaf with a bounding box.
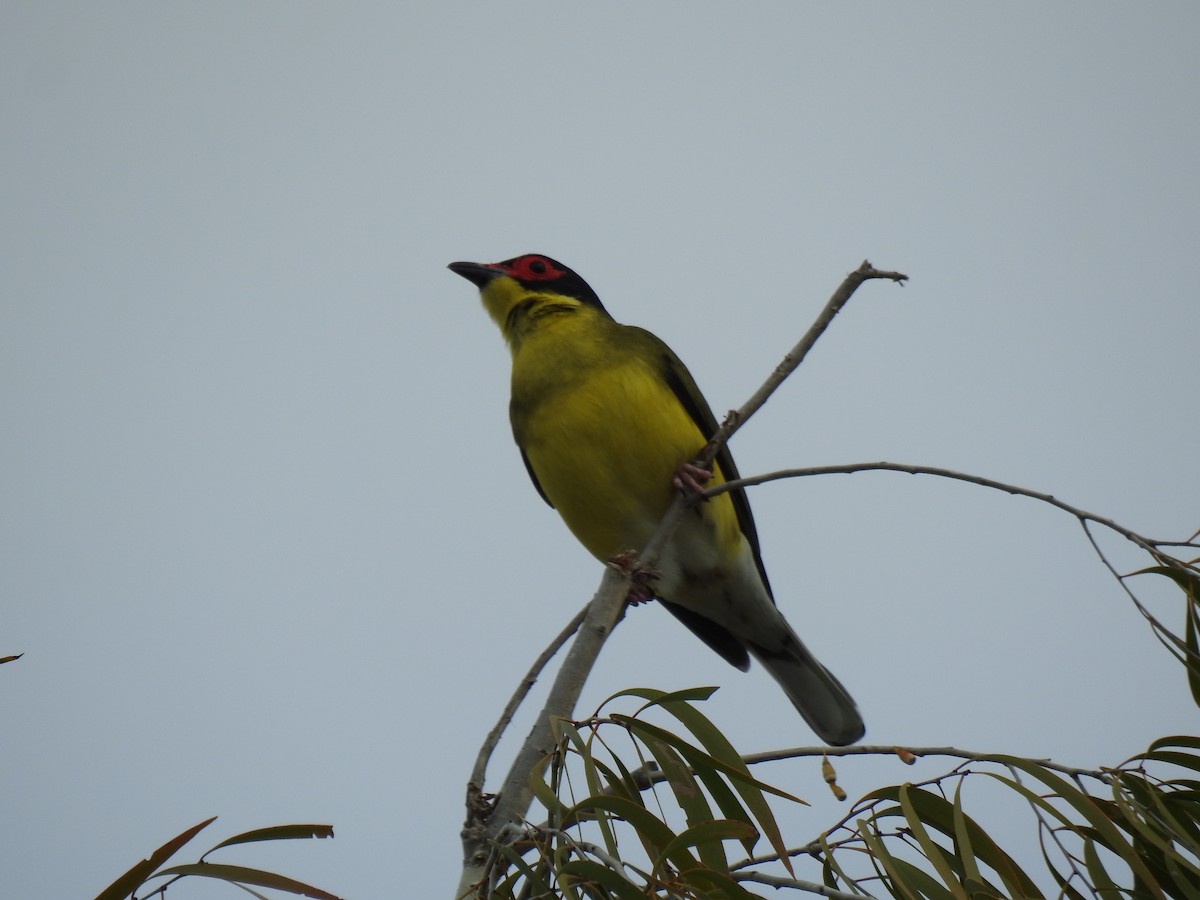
[897,784,969,899]
[557,859,645,900]
[153,863,342,899]
[681,863,763,899]
[652,819,756,883]
[203,824,333,859]
[861,784,1043,898]
[93,816,217,900]
[570,794,686,872]
[950,780,982,887]
[641,734,729,874]
[1083,838,1124,897]
[612,713,796,875]
[857,818,922,900]
[992,755,1162,893]
[606,685,721,713]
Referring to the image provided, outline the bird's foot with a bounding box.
[673,461,712,496]
[608,551,660,605]
[625,581,656,605]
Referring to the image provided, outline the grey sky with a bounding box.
[3,4,1197,897]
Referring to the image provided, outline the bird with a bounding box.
[448,253,864,746]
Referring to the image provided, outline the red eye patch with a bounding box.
[500,255,562,282]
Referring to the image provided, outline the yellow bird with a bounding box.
[449,254,864,745]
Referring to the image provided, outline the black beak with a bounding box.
[447,261,500,289]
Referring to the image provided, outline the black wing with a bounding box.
[520,447,553,508]
[630,326,775,601]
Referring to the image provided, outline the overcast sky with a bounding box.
[3,4,1198,898]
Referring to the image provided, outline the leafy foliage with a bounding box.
[480,712,1200,899]
[93,818,340,900]
[474,550,1200,899]
[487,687,795,899]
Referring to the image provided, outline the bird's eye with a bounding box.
[529,259,547,275]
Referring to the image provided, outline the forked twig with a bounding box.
[707,461,1200,663]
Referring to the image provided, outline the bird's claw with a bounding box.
[607,551,661,605]
[673,461,712,496]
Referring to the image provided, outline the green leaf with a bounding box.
[1161,847,1200,900]
[1081,838,1121,896]
[858,818,919,900]
[622,689,804,798]
[950,780,982,888]
[531,772,572,824]
[606,685,721,711]
[609,692,761,855]
[93,816,217,900]
[1131,565,1200,598]
[612,713,796,874]
[682,864,763,899]
[898,784,969,899]
[653,819,757,880]
[491,840,554,898]
[610,716,801,803]
[558,859,645,899]
[643,735,710,824]
[570,794,685,870]
[691,767,758,857]
[1148,735,1200,755]
[570,725,610,819]
[1113,773,1200,885]
[153,863,342,899]
[1135,565,1200,699]
[642,734,728,874]
[1144,750,1200,774]
[1162,791,1200,847]
[818,833,871,896]
[862,785,1043,899]
[1187,598,1200,707]
[590,740,644,803]
[889,856,961,900]
[991,755,1162,893]
[203,824,333,859]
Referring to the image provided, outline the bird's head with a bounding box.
[448,254,611,348]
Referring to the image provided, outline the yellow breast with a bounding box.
[509,313,742,566]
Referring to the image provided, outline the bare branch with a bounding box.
[457,569,629,896]
[706,461,1163,553]
[468,603,590,790]
[644,264,907,574]
[743,743,1112,783]
[735,870,878,899]
[696,262,907,470]
[705,460,1200,665]
[617,742,1111,799]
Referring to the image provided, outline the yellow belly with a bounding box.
[515,350,742,570]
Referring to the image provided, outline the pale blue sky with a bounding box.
[3,4,1197,897]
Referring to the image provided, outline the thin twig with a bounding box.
[707,461,1162,554]
[1080,519,1190,663]
[706,460,1200,662]
[735,871,878,899]
[619,743,1111,798]
[695,262,907,472]
[743,744,1112,782]
[469,603,590,789]
[458,567,630,891]
[641,264,906,577]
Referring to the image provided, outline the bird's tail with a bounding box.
[748,627,864,746]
